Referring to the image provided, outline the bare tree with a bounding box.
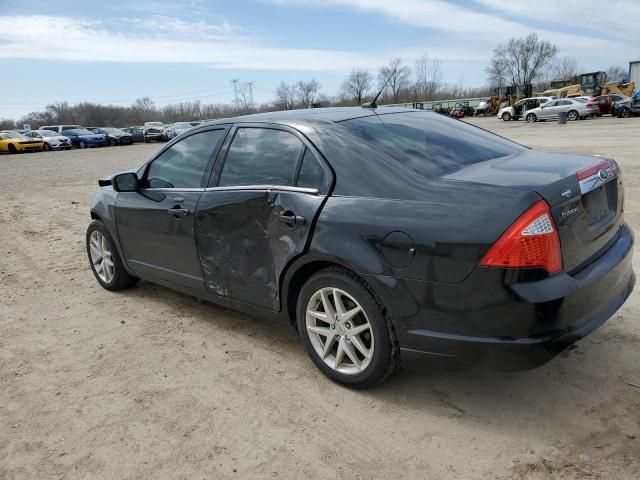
[378,58,412,104]
[296,79,321,107]
[274,81,296,110]
[340,69,372,105]
[414,53,442,100]
[486,33,558,86]
[606,65,629,83]
[550,56,579,81]
[46,101,73,123]
[131,97,156,123]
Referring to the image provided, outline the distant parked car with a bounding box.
[88,127,133,146]
[524,98,598,122]
[61,128,107,148]
[143,122,167,142]
[171,122,194,137]
[591,94,629,116]
[0,130,44,153]
[498,97,553,121]
[615,95,640,118]
[121,127,145,143]
[24,129,72,150]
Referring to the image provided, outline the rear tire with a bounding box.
[86,220,139,291]
[501,112,512,121]
[296,267,400,389]
[8,144,17,154]
[109,138,117,146]
[79,141,86,149]
[526,113,537,123]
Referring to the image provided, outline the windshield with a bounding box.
[1,131,28,139]
[573,98,588,103]
[173,123,192,128]
[340,112,525,177]
[39,130,59,137]
[146,122,163,127]
[102,128,122,133]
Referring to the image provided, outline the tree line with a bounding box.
[0,36,630,130]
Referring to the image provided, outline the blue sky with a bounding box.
[1,0,638,119]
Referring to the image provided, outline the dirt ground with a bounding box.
[1,116,639,480]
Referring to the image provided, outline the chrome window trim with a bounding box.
[140,187,206,193]
[204,184,319,194]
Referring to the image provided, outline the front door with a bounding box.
[115,127,228,290]
[195,125,330,311]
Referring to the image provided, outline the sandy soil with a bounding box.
[1,117,639,479]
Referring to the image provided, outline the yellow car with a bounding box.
[0,130,44,154]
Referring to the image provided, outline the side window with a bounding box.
[145,129,226,189]
[296,149,324,189]
[218,128,303,187]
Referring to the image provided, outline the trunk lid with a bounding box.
[443,150,624,273]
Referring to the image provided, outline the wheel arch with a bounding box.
[281,255,387,328]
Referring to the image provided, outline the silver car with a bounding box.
[524,98,598,123]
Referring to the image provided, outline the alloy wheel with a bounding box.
[89,230,114,284]
[305,287,374,375]
[568,110,578,121]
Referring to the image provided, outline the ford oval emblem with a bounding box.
[598,168,611,180]
[561,188,572,198]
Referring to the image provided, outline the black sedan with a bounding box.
[88,127,133,146]
[86,107,634,388]
[121,126,145,143]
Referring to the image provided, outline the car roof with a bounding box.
[203,106,421,127]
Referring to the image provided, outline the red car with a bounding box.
[592,94,629,115]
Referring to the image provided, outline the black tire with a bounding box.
[86,220,139,291]
[79,141,86,149]
[43,142,50,151]
[8,144,17,154]
[526,113,536,123]
[619,107,631,118]
[501,112,511,121]
[109,138,117,146]
[567,110,579,121]
[296,267,400,389]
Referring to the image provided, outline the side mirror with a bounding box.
[112,172,139,192]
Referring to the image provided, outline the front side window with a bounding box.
[218,128,304,187]
[145,129,226,189]
[340,112,525,177]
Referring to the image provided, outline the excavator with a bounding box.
[539,71,635,98]
[488,84,533,114]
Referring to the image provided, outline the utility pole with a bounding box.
[246,81,255,109]
[231,79,240,106]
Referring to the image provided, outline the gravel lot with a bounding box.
[1,117,639,479]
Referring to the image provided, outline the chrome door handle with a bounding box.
[168,207,190,218]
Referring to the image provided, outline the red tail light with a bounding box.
[480,200,562,273]
[576,160,612,181]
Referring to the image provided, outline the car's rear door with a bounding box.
[114,126,229,290]
[195,123,332,311]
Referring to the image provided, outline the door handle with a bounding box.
[279,211,306,226]
[168,207,190,219]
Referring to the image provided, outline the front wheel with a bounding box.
[296,268,399,388]
[526,113,537,123]
[109,138,117,146]
[501,112,512,121]
[79,141,86,149]
[567,110,579,121]
[43,143,50,151]
[619,108,631,118]
[86,220,139,291]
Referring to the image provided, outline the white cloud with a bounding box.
[268,0,638,60]
[0,15,488,71]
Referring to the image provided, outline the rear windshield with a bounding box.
[340,112,526,177]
